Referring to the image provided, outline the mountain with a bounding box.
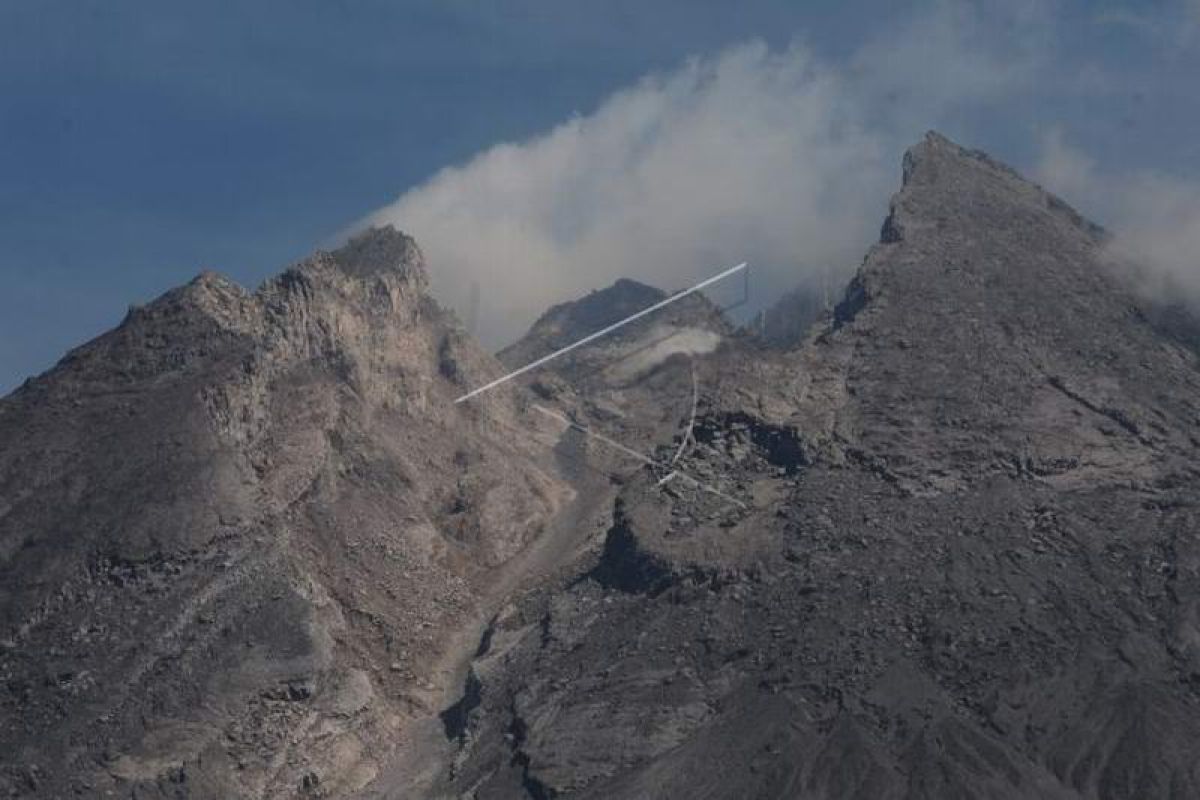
[0,228,572,798]
[4,132,1200,800]
[397,133,1200,799]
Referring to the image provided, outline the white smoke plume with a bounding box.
[1035,129,1200,303]
[357,4,1092,348]
[362,42,892,346]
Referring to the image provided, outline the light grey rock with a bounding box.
[0,226,570,799]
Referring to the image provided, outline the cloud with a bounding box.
[1094,0,1200,49]
[1034,128,1200,301]
[359,4,1052,348]
[362,42,887,346]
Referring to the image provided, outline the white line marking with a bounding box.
[669,359,699,466]
[532,405,657,467]
[532,404,745,509]
[454,262,747,403]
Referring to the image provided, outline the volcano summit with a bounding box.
[2,134,1199,799]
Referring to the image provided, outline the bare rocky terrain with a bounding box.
[3,132,1200,798]
[0,229,573,798]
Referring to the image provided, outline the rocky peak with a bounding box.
[173,270,257,327]
[901,130,1021,186]
[820,131,1200,495]
[529,278,666,342]
[122,269,251,326]
[35,226,441,400]
[882,130,1106,246]
[327,224,428,286]
[499,276,731,371]
[263,225,430,316]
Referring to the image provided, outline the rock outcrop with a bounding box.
[0,227,570,798]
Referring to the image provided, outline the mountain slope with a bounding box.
[417,133,1200,799]
[0,228,572,798]
[5,133,1200,800]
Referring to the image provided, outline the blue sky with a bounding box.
[2,1,1199,391]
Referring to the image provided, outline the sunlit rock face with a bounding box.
[0,225,570,799]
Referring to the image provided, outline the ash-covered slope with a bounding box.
[494,275,735,486]
[420,133,1200,799]
[0,227,571,798]
[498,278,670,368]
[498,276,732,386]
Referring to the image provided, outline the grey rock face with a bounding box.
[0,226,570,798]
[411,133,1200,799]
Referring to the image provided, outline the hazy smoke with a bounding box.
[1035,130,1200,303]
[362,42,892,347]
[358,4,1065,348]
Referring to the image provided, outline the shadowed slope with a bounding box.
[422,133,1200,800]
